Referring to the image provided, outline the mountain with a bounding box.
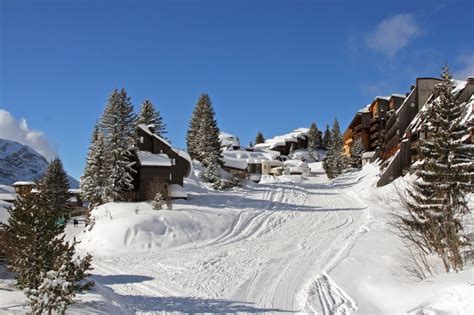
[0,138,79,188]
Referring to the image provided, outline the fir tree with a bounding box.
[322,125,331,149]
[152,192,165,210]
[350,138,364,169]
[186,93,223,167]
[100,88,136,200]
[255,132,265,144]
[308,122,321,161]
[203,156,221,189]
[4,179,93,313]
[41,157,71,220]
[137,99,167,139]
[81,125,113,209]
[323,118,349,178]
[396,66,474,273]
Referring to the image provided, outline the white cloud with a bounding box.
[455,54,474,79]
[366,13,420,57]
[0,109,56,160]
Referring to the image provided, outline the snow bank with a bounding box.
[78,201,234,254]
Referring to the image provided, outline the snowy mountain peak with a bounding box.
[0,138,78,188]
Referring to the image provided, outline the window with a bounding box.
[140,136,144,144]
[171,158,176,165]
[169,173,173,181]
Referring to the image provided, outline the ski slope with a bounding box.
[79,164,374,313]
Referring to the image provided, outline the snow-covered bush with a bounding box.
[152,192,165,210]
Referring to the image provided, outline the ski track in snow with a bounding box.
[89,172,370,314]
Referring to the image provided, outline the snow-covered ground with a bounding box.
[1,163,472,314]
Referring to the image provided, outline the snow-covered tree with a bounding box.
[396,66,474,273]
[350,138,364,169]
[255,132,265,144]
[4,173,93,313]
[202,155,221,187]
[81,125,114,208]
[186,94,223,185]
[41,157,71,219]
[322,124,331,149]
[308,122,321,161]
[100,89,136,200]
[137,99,167,139]
[323,118,349,178]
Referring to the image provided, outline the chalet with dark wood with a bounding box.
[134,125,192,201]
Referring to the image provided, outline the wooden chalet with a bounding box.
[134,125,192,201]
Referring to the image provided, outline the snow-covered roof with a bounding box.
[357,104,371,114]
[0,193,16,202]
[13,181,35,186]
[219,131,240,149]
[68,188,81,194]
[222,149,281,170]
[362,151,376,159]
[375,96,390,101]
[168,184,188,198]
[138,124,192,176]
[254,128,309,150]
[391,93,406,99]
[137,151,171,167]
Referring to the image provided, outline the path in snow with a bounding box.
[91,171,370,314]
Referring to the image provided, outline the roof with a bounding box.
[13,181,35,186]
[390,93,406,99]
[362,151,376,159]
[255,128,309,150]
[222,149,282,170]
[137,151,172,167]
[138,124,193,176]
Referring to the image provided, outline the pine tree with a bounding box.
[323,125,331,149]
[137,99,167,139]
[203,156,221,189]
[81,125,113,209]
[396,66,474,273]
[41,157,71,220]
[152,192,165,210]
[100,88,136,200]
[4,179,93,313]
[186,93,223,166]
[255,132,265,144]
[323,118,349,178]
[350,138,364,169]
[308,122,321,161]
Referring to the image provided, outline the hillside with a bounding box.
[0,138,78,188]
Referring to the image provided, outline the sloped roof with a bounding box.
[137,151,172,167]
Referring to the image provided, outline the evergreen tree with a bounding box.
[203,156,221,189]
[186,93,223,166]
[81,125,114,208]
[4,178,93,313]
[323,125,331,149]
[323,118,349,178]
[100,88,136,200]
[255,132,265,144]
[137,99,167,139]
[350,138,364,169]
[396,66,474,273]
[249,141,254,147]
[308,122,321,161]
[41,157,71,220]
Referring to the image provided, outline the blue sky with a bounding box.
[1,0,473,179]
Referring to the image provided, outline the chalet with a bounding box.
[134,125,192,201]
[222,148,283,182]
[219,132,240,151]
[377,77,474,186]
[254,128,309,156]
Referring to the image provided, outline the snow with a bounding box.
[12,181,35,186]
[136,151,171,167]
[168,184,187,199]
[361,151,375,159]
[2,161,472,314]
[222,149,282,170]
[219,131,240,149]
[254,128,309,150]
